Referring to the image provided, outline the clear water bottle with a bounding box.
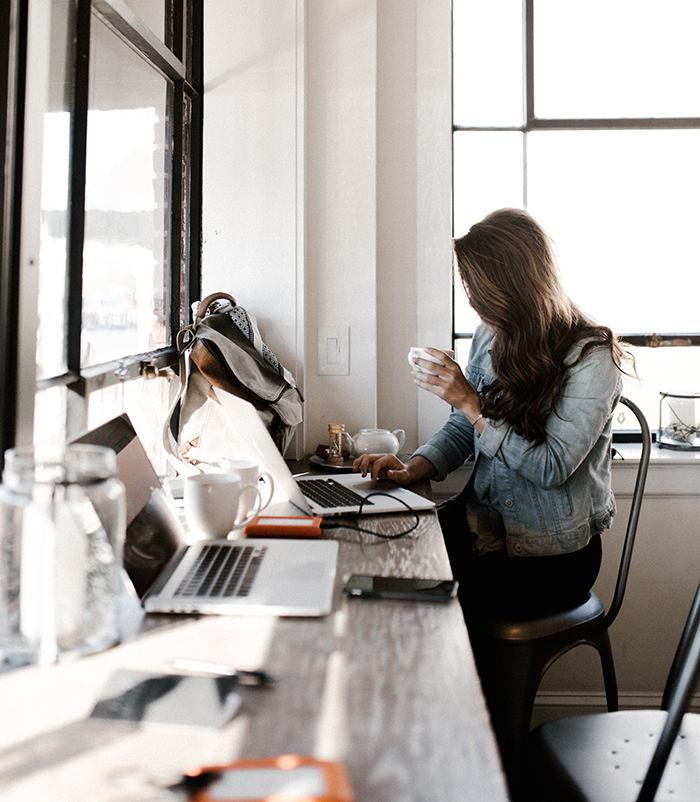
[0,444,126,665]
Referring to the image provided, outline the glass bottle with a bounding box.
[0,445,126,665]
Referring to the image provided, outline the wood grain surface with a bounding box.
[0,502,509,802]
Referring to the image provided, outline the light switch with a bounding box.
[326,338,339,364]
[318,327,349,375]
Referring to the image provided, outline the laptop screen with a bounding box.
[72,415,184,597]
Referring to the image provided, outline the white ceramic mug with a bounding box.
[224,459,275,517]
[184,471,261,540]
[408,347,454,376]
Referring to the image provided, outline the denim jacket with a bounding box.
[413,324,623,557]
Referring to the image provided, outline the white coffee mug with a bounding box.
[184,471,261,540]
[224,459,275,516]
[408,347,454,376]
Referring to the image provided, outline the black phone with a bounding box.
[342,575,459,602]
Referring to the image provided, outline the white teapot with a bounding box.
[344,428,406,456]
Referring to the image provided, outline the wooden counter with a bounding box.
[0,499,509,802]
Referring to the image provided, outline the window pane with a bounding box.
[453,264,479,336]
[453,0,523,127]
[82,15,169,368]
[453,131,524,333]
[535,0,700,119]
[621,346,700,437]
[453,131,524,237]
[37,0,72,380]
[87,375,172,473]
[123,0,165,42]
[454,336,473,373]
[34,386,67,449]
[526,129,700,334]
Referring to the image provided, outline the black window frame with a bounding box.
[0,0,203,470]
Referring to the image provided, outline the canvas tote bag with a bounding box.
[163,293,303,470]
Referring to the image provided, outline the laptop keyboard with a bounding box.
[175,543,267,598]
[297,477,373,509]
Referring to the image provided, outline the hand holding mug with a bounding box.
[409,346,481,417]
[408,346,454,376]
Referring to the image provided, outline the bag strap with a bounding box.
[195,292,237,321]
[162,325,199,461]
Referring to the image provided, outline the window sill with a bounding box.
[612,442,700,497]
[613,442,700,465]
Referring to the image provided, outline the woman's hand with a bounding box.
[353,454,437,486]
[412,348,484,428]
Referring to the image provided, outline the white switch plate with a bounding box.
[318,326,349,375]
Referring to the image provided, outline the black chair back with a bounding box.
[602,396,651,629]
[636,577,700,802]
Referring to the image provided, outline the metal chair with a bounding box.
[469,397,651,786]
[527,569,700,802]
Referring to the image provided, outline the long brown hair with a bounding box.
[454,208,630,444]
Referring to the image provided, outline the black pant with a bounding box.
[438,492,603,622]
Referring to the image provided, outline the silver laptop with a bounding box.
[195,389,436,518]
[74,415,338,617]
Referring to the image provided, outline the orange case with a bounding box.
[185,754,355,802]
[243,516,323,538]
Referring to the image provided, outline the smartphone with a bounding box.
[342,575,458,602]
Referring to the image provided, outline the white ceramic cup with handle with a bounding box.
[224,459,275,518]
[408,347,454,376]
[184,471,261,540]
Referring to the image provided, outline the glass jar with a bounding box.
[0,445,126,665]
[658,392,700,450]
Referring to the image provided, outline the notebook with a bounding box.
[73,415,338,617]
[195,389,436,518]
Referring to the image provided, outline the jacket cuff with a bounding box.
[474,419,507,460]
[411,445,449,481]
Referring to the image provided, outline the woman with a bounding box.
[354,208,632,621]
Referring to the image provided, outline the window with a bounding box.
[1,0,202,470]
[452,0,700,433]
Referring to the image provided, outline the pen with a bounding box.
[172,658,276,686]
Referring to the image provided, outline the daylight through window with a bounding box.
[453,0,700,431]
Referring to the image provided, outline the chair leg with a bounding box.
[471,637,544,786]
[589,630,618,712]
[471,629,618,795]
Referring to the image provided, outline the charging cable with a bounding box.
[320,493,420,540]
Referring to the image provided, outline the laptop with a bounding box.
[194,389,436,518]
[73,415,338,617]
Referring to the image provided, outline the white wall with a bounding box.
[202,0,453,458]
[201,0,302,421]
